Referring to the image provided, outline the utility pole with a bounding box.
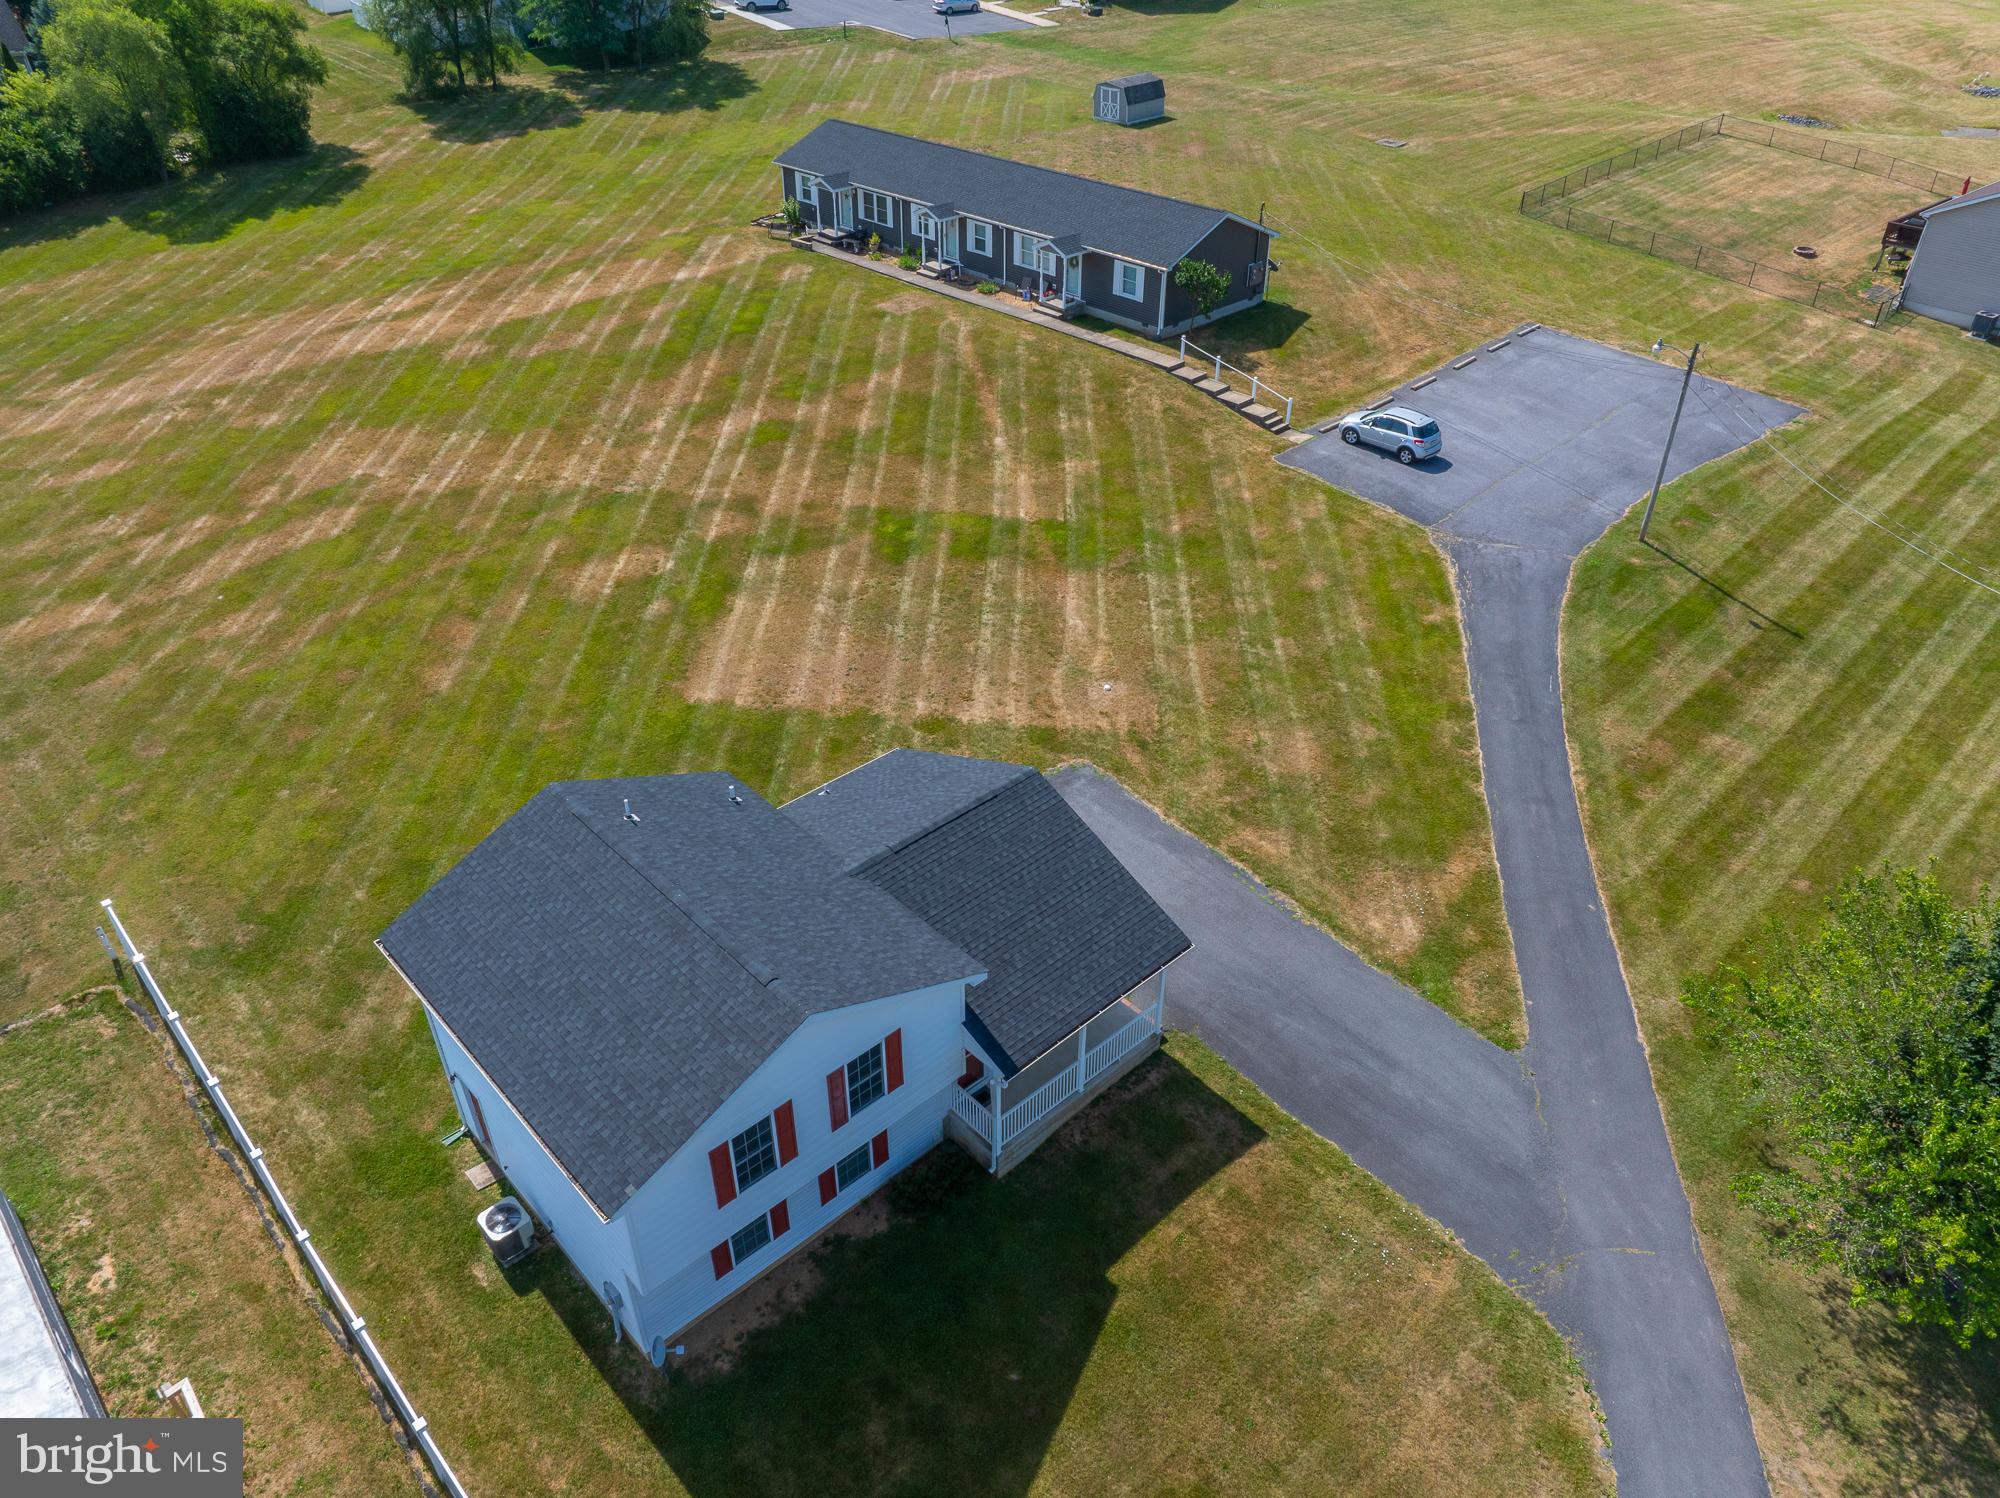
[1640,339,1700,544]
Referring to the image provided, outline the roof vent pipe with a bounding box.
[622,798,640,823]
[728,785,744,805]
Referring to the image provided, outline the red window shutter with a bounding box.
[710,1241,732,1279]
[871,1130,889,1168]
[708,1143,736,1209]
[957,1051,984,1088]
[818,1167,837,1205]
[774,1101,798,1165]
[885,1029,904,1092]
[770,1200,790,1238]
[826,1068,848,1130]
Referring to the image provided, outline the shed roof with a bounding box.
[1104,73,1166,103]
[784,751,1191,1074]
[379,775,983,1217]
[776,119,1261,268]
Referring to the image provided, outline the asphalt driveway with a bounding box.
[727,0,1030,37]
[1083,330,1800,1498]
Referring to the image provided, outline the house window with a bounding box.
[730,1213,773,1265]
[835,1142,872,1192]
[730,1116,778,1192]
[859,188,892,226]
[846,1042,887,1116]
[911,208,937,242]
[1014,234,1045,270]
[1114,260,1145,302]
[795,176,817,208]
[966,220,992,257]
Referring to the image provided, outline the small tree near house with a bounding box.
[1173,257,1231,320]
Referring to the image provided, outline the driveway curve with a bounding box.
[1064,329,1799,1498]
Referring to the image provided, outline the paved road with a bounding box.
[726,0,1030,37]
[1074,330,1800,1497]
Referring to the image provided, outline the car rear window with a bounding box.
[1412,421,1441,439]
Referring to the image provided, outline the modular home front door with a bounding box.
[836,190,855,232]
[941,219,960,263]
[1064,256,1082,301]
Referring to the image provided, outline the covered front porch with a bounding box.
[946,967,1168,1176]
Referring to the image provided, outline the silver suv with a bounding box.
[1334,405,1442,464]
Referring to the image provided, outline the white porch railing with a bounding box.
[1179,335,1293,427]
[1084,1010,1156,1085]
[950,1086,993,1143]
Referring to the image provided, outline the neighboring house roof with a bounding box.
[0,5,31,59]
[784,750,1192,1076]
[1104,73,1166,103]
[775,119,1267,269]
[1920,179,2000,218]
[0,1190,105,1419]
[379,775,984,1217]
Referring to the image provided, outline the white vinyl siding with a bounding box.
[966,219,992,257]
[1113,260,1145,301]
[859,189,894,227]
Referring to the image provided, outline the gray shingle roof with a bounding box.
[776,119,1252,269]
[0,6,30,58]
[379,775,983,1217]
[1104,73,1166,103]
[784,751,1191,1075]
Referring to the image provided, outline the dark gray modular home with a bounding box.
[776,120,1276,338]
[1094,73,1165,127]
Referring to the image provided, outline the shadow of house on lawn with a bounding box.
[527,1049,1261,1497]
[1196,298,1310,360]
[0,143,370,253]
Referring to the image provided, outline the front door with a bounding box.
[834,190,855,232]
[941,218,960,263]
[1064,255,1082,301]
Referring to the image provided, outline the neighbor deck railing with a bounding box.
[99,901,470,1498]
[1179,336,1293,427]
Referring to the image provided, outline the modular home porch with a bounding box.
[946,969,1168,1176]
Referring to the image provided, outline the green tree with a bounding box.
[1686,868,2000,1344]
[517,0,620,70]
[43,0,189,187]
[374,0,520,94]
[1172,256,1231,320]
[0,68,85,213]
[622,0,704,65]
[135,0,325,161]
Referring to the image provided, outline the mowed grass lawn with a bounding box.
[0,995,415,1494]
[2,0,1999,1493]
[1552,132,1928,287]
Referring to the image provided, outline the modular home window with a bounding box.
[966,220,992,257]
[730,1116,778,1191]
[911,208,937,241]
[835,1142,872,1191]
[1114,260,1145,302]
[730,1213,773,1265]
[1014,234,1046,271]
[859,189,892,226]
[845,1042,887,1115]
[796,176,817,208]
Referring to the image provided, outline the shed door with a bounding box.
[1097,86,1120,122]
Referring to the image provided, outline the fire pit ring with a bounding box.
[1793,245,1819,259]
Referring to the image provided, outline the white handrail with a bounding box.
[950,1087,992,1144]
[1179,335,1293,427]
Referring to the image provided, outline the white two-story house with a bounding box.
[377,751,1189,1363]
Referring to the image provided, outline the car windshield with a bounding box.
[1411,421,1440,439]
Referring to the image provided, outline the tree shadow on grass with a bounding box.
[0,143,370,252]
[409,59,757,143]
[1806,1278,2000,1495]
[1201,298,1311,360]
[526,1049,1261,1497]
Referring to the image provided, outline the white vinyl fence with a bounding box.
[99,900,469,1498]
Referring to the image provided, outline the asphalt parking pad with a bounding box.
[1280,327,1801,558]
[749,0,1032,37]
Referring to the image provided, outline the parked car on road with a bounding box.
[737,0,788,11]
[1333,405,1442,464]
[934,0,980,12]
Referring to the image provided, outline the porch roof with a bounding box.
[783,751,1191,1076]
